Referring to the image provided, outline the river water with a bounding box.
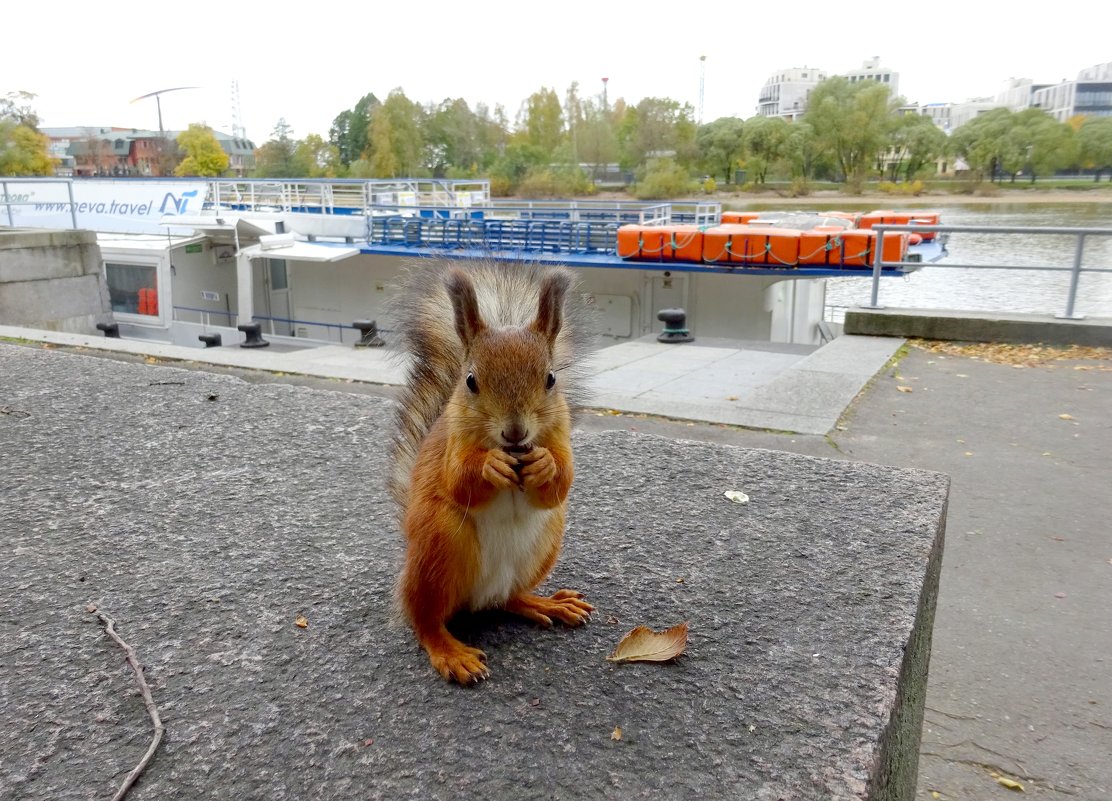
[773,202,1112,320]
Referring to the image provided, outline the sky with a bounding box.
[6,1,1110,143]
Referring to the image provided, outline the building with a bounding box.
[756,67,828,121]
[40,127,257,177]
[1031,62,1112,121]
[996,78,1049,112]
[844,57,900,99]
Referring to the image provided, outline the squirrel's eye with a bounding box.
[466,372,479,393]
[545,371,556,390]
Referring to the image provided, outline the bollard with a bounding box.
[237,322,270,349]
[95,322,120,338]
[352,319,385,348]
[657,308,694,344]
[198,333,222,348]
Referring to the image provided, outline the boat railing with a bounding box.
[367,216,619,253]
[867,224,1112,320]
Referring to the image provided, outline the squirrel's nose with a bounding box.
[502,425,529,445]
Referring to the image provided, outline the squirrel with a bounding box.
[388,260,595,684]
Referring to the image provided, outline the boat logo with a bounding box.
[159,189,198,215]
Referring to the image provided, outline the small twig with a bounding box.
[86,603,165,801]
[147,381,185,386]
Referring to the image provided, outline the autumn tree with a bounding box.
[1078,116,1112,181]
[0,93,53,175]
[368,89,425,178]
[424,98,485,176]
[519,87,565,160]
[174,123,229,177]
[294,134,341,177]
[578,97,619,180]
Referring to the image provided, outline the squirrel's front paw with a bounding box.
[482,449,520,490]
[517,447,556,489]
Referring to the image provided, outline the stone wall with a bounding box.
[0,229,110,334]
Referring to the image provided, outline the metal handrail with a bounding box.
[866,224,1112,320]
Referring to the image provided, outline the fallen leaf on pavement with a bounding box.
[724,490,749,504]
[607,622,689,663]
[295,615,309,628]
[1058,413,1074,420]
[611,726,623,741]
[994,775,1025,791]
[897,385,913,393]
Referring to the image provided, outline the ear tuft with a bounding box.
[446,269,485,348]
[530,271,570,344]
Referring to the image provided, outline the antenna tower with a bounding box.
[230,80,246,139]
[698,56,706,124]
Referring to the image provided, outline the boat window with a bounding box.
[105,262,158,316]
[268,259,288,291]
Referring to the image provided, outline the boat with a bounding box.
[1,177,947,348]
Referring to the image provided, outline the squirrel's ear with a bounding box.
[530,271,570,344]
[446,269,486,348]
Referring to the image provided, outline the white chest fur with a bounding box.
[469,489,554,610]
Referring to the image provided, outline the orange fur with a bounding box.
[397,269,592,684]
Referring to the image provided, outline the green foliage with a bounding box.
[174,124,229,177]
[803,77,898,187]
[888,113,947,181]
[488,141,546,194]
[1078,116,1112,180]
[329,93,379,167]
[253,118,302,178]
[293,134,342,177]
[949,108,1014,182]
[368,89,426,178]
[696,117,744,183]
[742,116,790,183]
[631,158,696,199]
[517,167,595,198]
[702,176,717,193]
[518,87,565,161]
[618,97,697,171]
[878,180,924,195]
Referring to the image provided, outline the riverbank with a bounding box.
[589,186,1112,208]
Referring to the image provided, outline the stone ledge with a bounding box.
[844,307,1112,346]
[0,344,948,801]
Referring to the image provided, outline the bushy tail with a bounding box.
[387,259,594,510]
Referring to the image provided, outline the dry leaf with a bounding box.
[995,776,1025,792]
[726,395,739,401]
[724,491,749,504]
[1058,413,1074,420]
[931,792,941,800]
[295,615,309,628]
[611,726,622,741]
[607,622,689,663]
[897,385,913,393]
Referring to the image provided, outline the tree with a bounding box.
[696,117,745,183]
[367,89,425,178]
[174,123,229,177]
[0,92,53,175]
[803,77,898,188]
[1078,116,1112,181]
[950,108,1014,182]
[519,87,565,160]
[742,115,789,184]
[578,97,618,180]
[424,98,483,176]
[294,134,341,177]
[617,97,697,171]
[780,122,821,181]
[0,120,54,175]
[329,93,379,167]
[888,113,948,181]
[253,119,302,177]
